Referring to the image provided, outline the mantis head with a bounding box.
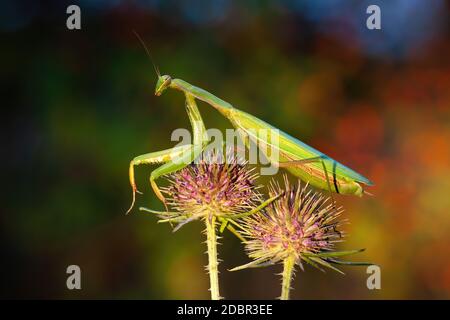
[155,75,172,96]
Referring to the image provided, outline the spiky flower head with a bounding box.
[237,176,366,273]
[161,151,261,228]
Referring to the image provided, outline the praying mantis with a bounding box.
[126,37,373,229]
[127,74,373,207]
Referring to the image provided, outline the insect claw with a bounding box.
[126,189,137,215]
[126,183,143,215]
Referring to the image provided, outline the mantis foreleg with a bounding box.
[148,94,208,207]
[127,93,209,213]
[149,144,205,208]
[127,144,194,214]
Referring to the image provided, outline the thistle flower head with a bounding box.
[238,176,355,272]
[162,151,261,227]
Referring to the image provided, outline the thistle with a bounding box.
[141,151,267,300]
[164,152,261,223]
[231,176,370,300]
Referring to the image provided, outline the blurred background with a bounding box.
[1,0,450,299]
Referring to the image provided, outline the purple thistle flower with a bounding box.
[162,151,261,225]
[232,175,370,299]
[239,176,345,269]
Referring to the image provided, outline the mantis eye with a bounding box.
[162,75,171,86]
[155,75,172,96]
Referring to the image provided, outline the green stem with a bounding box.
[280,255,296,300]
[205,216,221,300]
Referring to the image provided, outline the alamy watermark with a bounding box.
[366,5,381,30]
[66,5,81,30]
[366,265,381,290]
[66,265,81,290]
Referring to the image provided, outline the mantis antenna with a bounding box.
[132,30,161,77]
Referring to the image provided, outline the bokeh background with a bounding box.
[2,0,450,299]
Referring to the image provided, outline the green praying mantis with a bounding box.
[126,36,373,231]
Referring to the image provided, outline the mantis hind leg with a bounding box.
[278,156,338,207]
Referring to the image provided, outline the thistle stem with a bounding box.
[205,215,220,300]
[280,255,296,300]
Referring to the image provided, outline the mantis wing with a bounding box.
[228,109,373,186]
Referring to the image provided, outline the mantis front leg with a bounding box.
[126,93,209,213]
[147,94,208,207]
[127,144,195,214]
[148,144,204,208]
